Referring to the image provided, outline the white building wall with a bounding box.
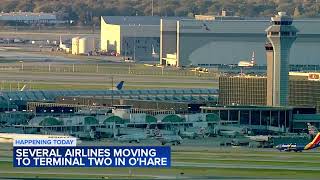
[100,17,121,53]
[160,19,178,65]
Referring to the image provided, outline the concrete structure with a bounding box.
[160,17,320,67]
[201,105,292,132]
[265,12,298,106]
[265,43,274,105]
[100,16,161,61]
[71,37,80,55]
[78,37,95,55]
[219,75,267,105]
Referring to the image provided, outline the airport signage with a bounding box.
[13,146,171,168]
[13,138,77,147]
[308,73,320,81]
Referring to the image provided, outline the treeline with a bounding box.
[0,0,319,25]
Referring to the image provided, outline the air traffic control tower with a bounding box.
[265,12,298,106]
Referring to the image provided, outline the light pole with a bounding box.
[7,98,12,111]
[133,25,136,61]
[111,76,114,106]
[19,61,24,71]
[151,0,154,16]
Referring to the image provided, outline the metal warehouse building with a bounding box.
[100,16,188,61]
[100,16,161,61]
[160,17,320,67]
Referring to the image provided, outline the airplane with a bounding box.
[275,132,320,152]
[246,135,270,142]
[147,126,182,145]
[179,131,197,139]
[156,135,182,145]
[111,126,147,143]
[72,129,95,140]
[151,44,159,58]
[124,59,135,63]
[95,127,114,138]
[238,51,256,67]
[215,125,248,138]
[116,133,147,143]
[219,130,240,138]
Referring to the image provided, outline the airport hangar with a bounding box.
[160,17,320,67]
[100,16,187,61]
[0,12,58,24]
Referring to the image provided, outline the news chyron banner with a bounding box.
[13,138,171,168]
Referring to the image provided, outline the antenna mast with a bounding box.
[111,76,114,106]
[151,0,154,16]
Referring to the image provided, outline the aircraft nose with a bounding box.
[275,145,280,149]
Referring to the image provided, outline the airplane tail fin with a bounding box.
[304,132,320,150]
[59,35,62,46]
[307,123,318,135]
[20,84,27,92]
[116,81,124,90]
[250,51,256,65]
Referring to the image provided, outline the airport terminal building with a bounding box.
[201,105,292,132]
[219,72,320,114]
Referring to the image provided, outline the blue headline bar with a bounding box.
[13,146,171,168]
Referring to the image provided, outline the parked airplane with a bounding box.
[276,132,320,152]
[238,51,256,67]
[156,135,182,145]
[115,133,147,143]
[112,126,147,143]
[72,129,95,140]
[215,125,248,138]
[147,126,182,145]
[179,131,197,139]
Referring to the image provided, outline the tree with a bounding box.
[0,0,319,25]
[293,7,301,17]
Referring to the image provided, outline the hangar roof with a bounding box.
[178,19,320,35]
[102,16,161,25]
[102,16,189,26]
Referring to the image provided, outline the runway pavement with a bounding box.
[173,162,320,171]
